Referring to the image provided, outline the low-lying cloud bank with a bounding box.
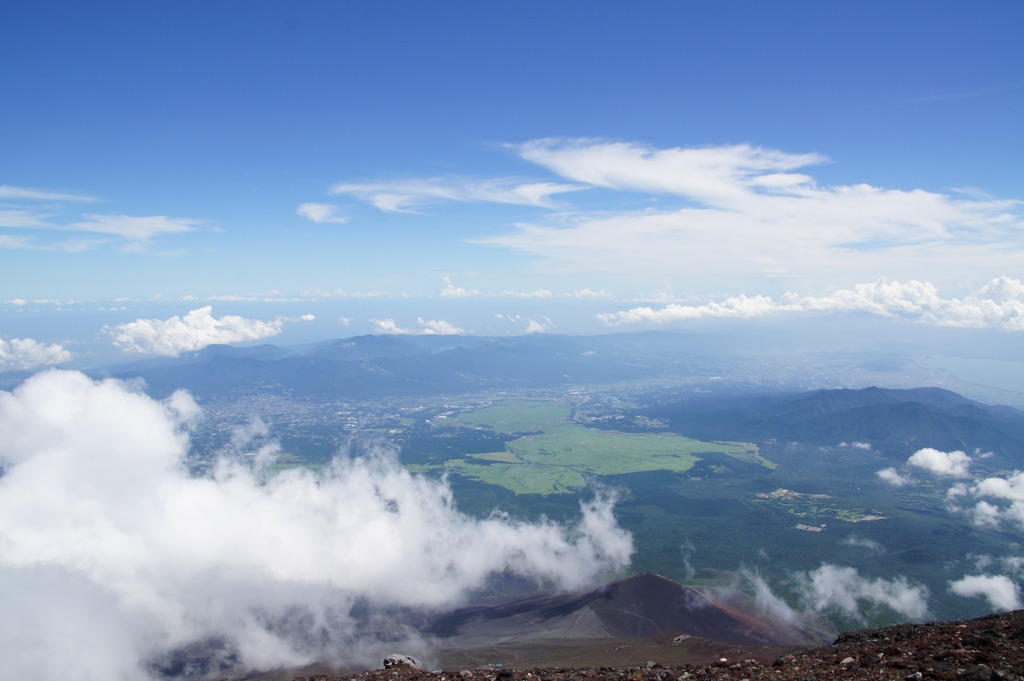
[744,563,930,628]
[0,371,633,679]
[106,306,315,356]
[599,277,1024,331]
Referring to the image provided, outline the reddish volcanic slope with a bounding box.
[427,573,817,648]
[293,609,1024,681]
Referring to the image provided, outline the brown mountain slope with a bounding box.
[292,608,1024,681]
[427,573,818,648]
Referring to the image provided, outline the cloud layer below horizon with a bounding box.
[0,371,633,679]
[598,277,1024,331]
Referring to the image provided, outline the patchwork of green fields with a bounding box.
[443,399,768,494]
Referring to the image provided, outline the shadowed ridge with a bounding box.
[427,572,816,649]
[583,572,806,645]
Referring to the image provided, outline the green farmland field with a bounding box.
[444,399,768,494]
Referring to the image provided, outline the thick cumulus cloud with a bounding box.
[947,470,1024,530]
[879,447,977,489]
[0,371,633,679]
[599,277,1024,331]
[106,306,313,356]
[908,448,972,478]
[949,575,1022,612]
[877,467,911,487]
[0,337,71,370]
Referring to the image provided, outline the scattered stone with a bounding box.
[959,665,998,681]
[383,654,422,670]
[294,610,1024,681]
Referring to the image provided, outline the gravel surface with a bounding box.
[293,610,1024,681]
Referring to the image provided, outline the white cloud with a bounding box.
[106,306,295,356]
[0,338,72,371]
[0,371,632,679]
[599,294,785,325]
[567,288,614,298]
[842,536,885,554]
[740,569,805,629]
[440,276,481,298]
[0,185,96,202]
[417,317,464,335]
[795,563,929,621]
[737,563,926,630]
[907,448,972,478]
[877,467,911,487]
[296,202,349,224]
[0,234,38,249]
[439,277,599,300]
[370,317,465,335]
[947,471,1024,530]
[599,277,1024,331]
[515,139,829,201]
[949,575,1022,611]
[525,317,554,334]
[71,214,199,240]
[0,209,55,229]
[476,139,1023,286]
[330,177,586,212]
[0,187,200,251]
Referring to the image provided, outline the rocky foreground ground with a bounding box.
[294,610,1024,681]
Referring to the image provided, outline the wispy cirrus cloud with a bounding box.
[0,185,96,202]
[71,214,199,240]
[1,184,202,251]
[0,209,57,229]
[470,139,1023,286]
[330,177,586,213]
[598,277,1024,331]
[106,306,314,356]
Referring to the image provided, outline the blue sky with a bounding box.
[2,0,1023,368]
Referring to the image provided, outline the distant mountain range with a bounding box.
[4,332,1021,466]
[87,332,725,400]
[637,386,1024,460]
[50,333,1020,463]
[49,330,1007,403]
